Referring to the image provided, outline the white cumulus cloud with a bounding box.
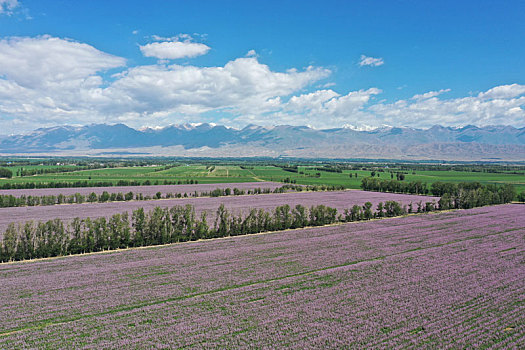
[140,41,210,59]
[0,35,523,134]
[104,57,330,118]
[0,35,331,133]
[0,35,125,88]
[233,88,382,128]
[0,36,126,131]
[411,89,451,100]
[369,85,525,128]
[273,88,382,127]
[359,55,384,67]
[0,0,18,15]
[477,83,525,100]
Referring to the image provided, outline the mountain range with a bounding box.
[1,123,524,161]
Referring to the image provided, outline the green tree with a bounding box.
[292,205,308,228]
[0,167,13,178]
[363,202,373,220]
[88,192,98,203]
[132,208,146,246]
[376,202,384,218]
[68,218,83,254]
[99,191,110,203]
[215,204,230,237]
[195,212,209,239]
[2,223,18,261]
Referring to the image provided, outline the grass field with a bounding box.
[6,164,79,175]
[1,164,524,193]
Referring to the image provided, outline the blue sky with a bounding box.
[0,0,524,133]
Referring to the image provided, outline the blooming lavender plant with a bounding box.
[0,204,523,348]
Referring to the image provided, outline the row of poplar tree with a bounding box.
[1,199,415,262]
[0,178,198,190]
[0,187,271,208]
[0,184,343,208]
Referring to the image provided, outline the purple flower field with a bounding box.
[0,190,438,235]
[0,181,282,198]
[0,204,523,348]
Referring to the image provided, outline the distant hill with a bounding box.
[1,123,524,161]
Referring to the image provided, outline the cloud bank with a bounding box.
[0,35,523,134]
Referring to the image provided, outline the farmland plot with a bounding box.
[0,181,282,198]
[0,190,438,234]
[0,204,523,348]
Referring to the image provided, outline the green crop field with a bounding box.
[1,163,524,194]
[0,165,259,186]
[247,166,525,193]
[6,164,78,175]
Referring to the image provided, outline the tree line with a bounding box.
[0,203,334,262]
[0,179,199,190]
[360,177,429,195]
[337,163,525,174]
[0,186,273,208]
[16,165,100,177]
[361,177,517,208]
[15,163,179,177]
[0,184,340,209]
[1,197,443,263]
[315,166,343,173]
[432,182,516,209]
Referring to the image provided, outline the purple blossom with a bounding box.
[0,204,522,348]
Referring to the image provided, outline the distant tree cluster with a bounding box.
[360,177,517,208]
[152,165,180,172]
[361,177,428,195]
[0,179,198,190]
[0,168,13,179]
[11,161,173,177]
[0,185,340,209]
[390,172,406,181]
[280,166,299,173]
[314,166,343,173]
[339,163,525,174]
[1,159,180,168]
[0,186,263,208]
[433,182,516,210]
[17,165,98,177]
